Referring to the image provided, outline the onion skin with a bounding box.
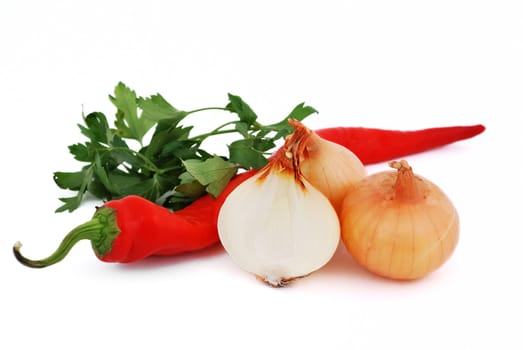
[299,131,366,213]
[283,119,366,214]
[340,160,459,280]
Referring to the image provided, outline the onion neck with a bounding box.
[390,160,425,202]
[259,119,312,188]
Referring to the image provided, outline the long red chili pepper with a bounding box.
[316,124,485,164]
[13,124,485,267]
[13,171,256,267]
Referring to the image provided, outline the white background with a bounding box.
[1,1,522,349]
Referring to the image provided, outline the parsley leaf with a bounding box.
[265,102,318,140]
[109,82,155,144]
[54,83,317,212]
[225,93,258,125]
[182,157,238,197]
[138,94,188,123]
[228,139,271,169]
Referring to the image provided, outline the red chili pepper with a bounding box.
[13,171,256,267]
[316,124,485,164]
[13,124,485,267]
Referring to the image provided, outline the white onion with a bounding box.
[218,160,340,287]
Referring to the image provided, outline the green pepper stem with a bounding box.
[13,207,120,268]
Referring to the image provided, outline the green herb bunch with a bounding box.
[54,82,317,212]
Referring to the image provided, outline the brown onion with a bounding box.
[340,159,459,280]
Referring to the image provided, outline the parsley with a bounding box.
[54,82,317,212]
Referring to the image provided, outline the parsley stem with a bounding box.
[104,147,183,175]
[99,146,161,173]
[186,107,229,115]
[189,121,240,143]
[157,165,184,175]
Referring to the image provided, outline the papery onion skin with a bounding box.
[340,160,459,280]
[286,120,367,214]
[300,132,366,213]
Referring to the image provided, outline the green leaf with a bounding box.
[53,171,85,190]
[235,122,250,137]
[160,140,199,159]
[166,194,197,211]
[86,175,112,200]
[138,94,188,123]
[182,157,238,197]
[84,112,111,144]
[111,135,128,148]
[226,94,258,125]
[265,102,319,140]
[108,149,146,169]
[117,174,172,202]
[146,123,195,160]
[228,139,269,169]
[109,82,154,143]
[287,102,318,121]
[68,144,90,162]
[206,173,235,197]
[252,138,276,152]
[94,153,117,194]
[54,164,95,212]
[175,182,205,198]
[182,157,237,185]
[175,172,206,198]
[55,195,84,213]
[106,171,146,192]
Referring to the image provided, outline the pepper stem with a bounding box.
[13,207,120,268]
